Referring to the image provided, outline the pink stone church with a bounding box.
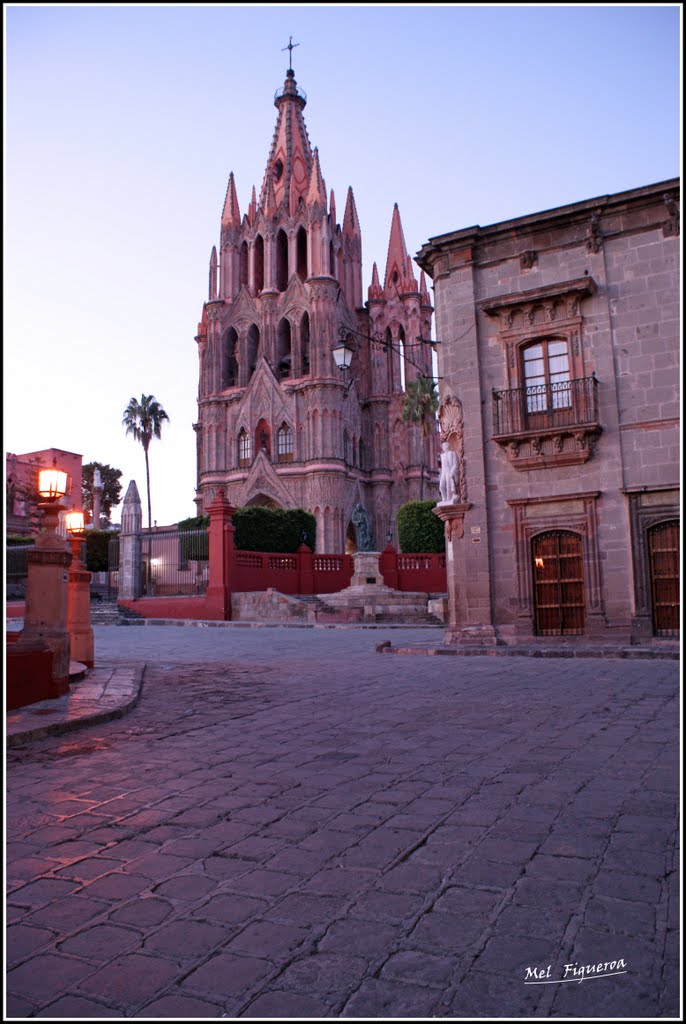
[193,67,437,552]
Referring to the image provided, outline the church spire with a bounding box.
[383,203,410,292]
[306,147,327,211]
[221,172,241,228]
[260,69,313,213]
[342,186,360,240]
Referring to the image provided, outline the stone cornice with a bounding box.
[416,177,680,276]
[480,277,597,318]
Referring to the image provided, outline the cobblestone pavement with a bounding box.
[6,627,680,1019]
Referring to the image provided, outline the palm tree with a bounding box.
[401,375,439,500]
[122,395,170,590]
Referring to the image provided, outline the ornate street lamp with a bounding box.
[331,325,440,379]
[65,507,95,668]
[38,460,71,502]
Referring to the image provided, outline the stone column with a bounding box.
[119,480,142,600]
[68,535,94,667]
[16,500,73,693]
[434,501,501,646]
[92,467,103,529]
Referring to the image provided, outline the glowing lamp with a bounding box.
[65,510,86,534]
[332,336,355,370]
[38,461,70,501]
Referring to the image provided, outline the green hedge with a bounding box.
[233,507,316,553]
[176,509,316,555]
[178,516,209,561]
[6,535,35,547]
[396,500,445,554]
[85,530,118,572]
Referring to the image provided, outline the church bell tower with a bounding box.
[194,61,437,552]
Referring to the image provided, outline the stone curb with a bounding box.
[6,666,145,748]
[116,618,443,630]
[380,643,680,660]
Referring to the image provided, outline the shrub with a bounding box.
[85,530,118,572]
[177,515,209,561]
[233,507,316,553]
[6,535,35,547]
[396,500,445,553]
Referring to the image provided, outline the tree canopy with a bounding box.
[82,462,122,525]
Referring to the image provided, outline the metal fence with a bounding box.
[139,528,209,597]
[5,544,33,600]
[492,375,599,436]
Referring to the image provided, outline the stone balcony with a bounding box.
[492,375,601,470]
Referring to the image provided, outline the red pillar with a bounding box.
[380,543,399,590]
[204,490,235,620]
[297,543,314,595]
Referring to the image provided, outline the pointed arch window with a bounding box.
[223,328,238,388]
[255,419,271,460]
[254,235,264,294]
[276,319,292,380]
[277,423,294,462]
[238,429,252,468]
[247,324,260,381]
[343,430,350,465]
[239,241,249,289]
[301,312,310,376]
[296,227,308,281]
[276,229,289,292]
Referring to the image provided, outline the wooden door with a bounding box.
[649,520,680,637]
[532,531,585,636]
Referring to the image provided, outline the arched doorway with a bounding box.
[245,493,281,509]
[532,530,585,636]
[648,520,680,637]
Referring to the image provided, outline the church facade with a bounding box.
[193,68,437,553]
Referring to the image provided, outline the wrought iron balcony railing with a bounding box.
[492,375,599,438]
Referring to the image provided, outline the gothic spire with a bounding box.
[306,147,327,211]
[383,203,410,291]
[221,172,241,228]
[260,69,313,213]
[342,186,360,240]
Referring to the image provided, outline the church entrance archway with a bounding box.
[245,493,281,510]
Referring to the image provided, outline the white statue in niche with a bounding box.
[438,390,467,503]
[439,442,461,504]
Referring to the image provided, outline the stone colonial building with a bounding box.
[194,68,437,553]
[417,179,680,644]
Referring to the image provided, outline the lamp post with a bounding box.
[66,509,95,668]
[15,459,73,694]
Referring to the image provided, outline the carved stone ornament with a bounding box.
[205,302,224,321]
[520,249,538,270]
[585,212,603,253]
[663,193,680,237]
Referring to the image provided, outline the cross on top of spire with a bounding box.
[282,35,299,73]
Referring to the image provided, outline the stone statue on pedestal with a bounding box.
[439,442,460,504]
[352,503,374,552]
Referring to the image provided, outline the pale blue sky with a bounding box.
[5,4,681,526]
